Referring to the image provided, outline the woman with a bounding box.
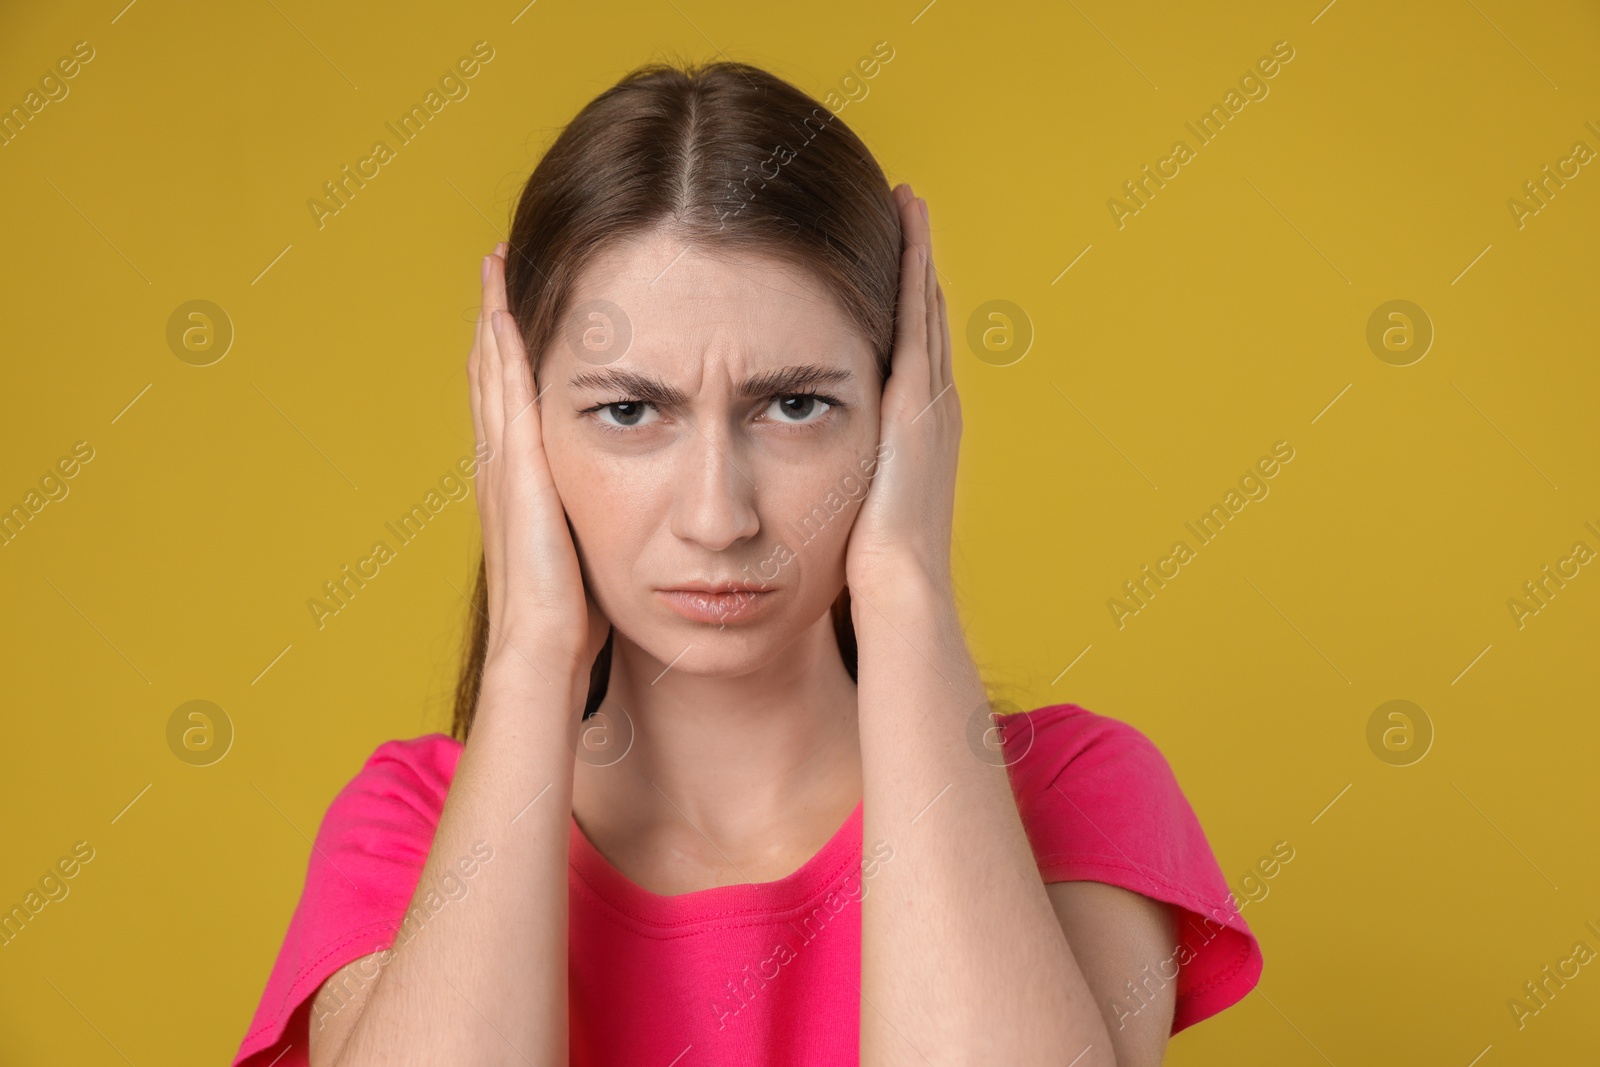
[233,59,1261,1066]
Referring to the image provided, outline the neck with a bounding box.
[572,608,862,843]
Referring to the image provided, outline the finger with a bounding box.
[935,278,953,398]
[487,242,519,407]
[486,243,510,315]
[492,305,540,449]
[472,255,504,616]
[478,251,505,458]
[487,253,539,437]
[469,264,487,457]
[921,203,942,395]
[890,192,931,400]
[491,301,543,625]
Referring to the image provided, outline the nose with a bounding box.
[666,421,760,551]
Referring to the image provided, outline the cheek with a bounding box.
[542,428,613,551]
[542,430,662,588]
[767,453,870,576]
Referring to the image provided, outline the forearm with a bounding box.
[855,573,1117,1066]
[331,653,582,1067]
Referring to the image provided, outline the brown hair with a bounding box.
[450,58,903,741]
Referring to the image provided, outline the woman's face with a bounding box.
[536,224,883,676]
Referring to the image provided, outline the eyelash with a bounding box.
[579,393,847,436]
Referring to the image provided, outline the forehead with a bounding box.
[551,226,872,378]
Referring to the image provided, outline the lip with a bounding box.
[656,587,776,624]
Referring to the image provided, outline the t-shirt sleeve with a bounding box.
[232,734,462,1067]
[999,703,1263,1035]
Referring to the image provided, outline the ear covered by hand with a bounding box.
[471,241,611,693]
[842,183,961,603]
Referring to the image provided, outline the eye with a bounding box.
[763,393,840,427]
[585,400,659,431]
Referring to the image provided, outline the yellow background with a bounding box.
[2,0,1597,1062]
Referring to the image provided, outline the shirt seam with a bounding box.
[243,918,402,1045]
[567,848,864,936]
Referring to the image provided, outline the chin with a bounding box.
[631,623,791,678]
[612,587,833,678]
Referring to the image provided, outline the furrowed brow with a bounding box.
[566,369,689,407]
[567,364,854,404]
[736,364,854,399]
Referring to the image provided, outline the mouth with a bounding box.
[655,584,776,624]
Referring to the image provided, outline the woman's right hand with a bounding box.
[469,241,610,697]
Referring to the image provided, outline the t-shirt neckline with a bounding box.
[567,798,865,930]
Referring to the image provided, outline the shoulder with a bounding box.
[996,702,1264,1034]
[345,732,464,794]
[996,700,1209,899]
[232,733,464,1067]
[996,701,1175,805]
[312,733,464,856]
[326,733,464,818]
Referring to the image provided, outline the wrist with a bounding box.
[848,557,955,620]
[849,552,952,603]
[482,640,591,709]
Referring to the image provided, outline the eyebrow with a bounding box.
[567,363,855,405]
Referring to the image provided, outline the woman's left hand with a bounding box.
[844,183,962,603]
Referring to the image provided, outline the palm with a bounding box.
[844,186,961,599]
[472,247,611,682]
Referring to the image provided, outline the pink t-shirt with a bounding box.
[232,703,1262,1065]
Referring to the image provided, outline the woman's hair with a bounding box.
[450,59,903,741]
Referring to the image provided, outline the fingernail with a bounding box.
[919,198,929,222]
[482,256,490,283]
[496,241,508,257]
